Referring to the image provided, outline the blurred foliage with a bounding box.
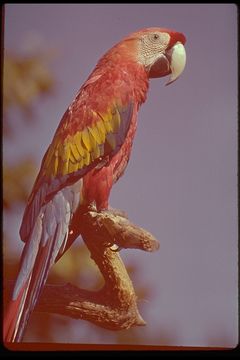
[52,240,104,289]
[3,42,153,345]
[3,158,37,210]
[3,52,54,137]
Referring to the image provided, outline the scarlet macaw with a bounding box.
[4,27,186,342]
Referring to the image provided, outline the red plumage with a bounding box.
[4,27,186,342]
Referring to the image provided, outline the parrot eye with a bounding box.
[148,33,160,43]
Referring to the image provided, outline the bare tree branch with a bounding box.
[5,209,160,331]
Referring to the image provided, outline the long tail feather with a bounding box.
[4,283,28,342]
[3,186,79,343]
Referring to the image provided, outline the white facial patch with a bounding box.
[138,32,170,67]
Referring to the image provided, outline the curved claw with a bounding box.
[104,242,121,252]
[110,244,122,252]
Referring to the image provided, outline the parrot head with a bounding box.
[116,27,186,85]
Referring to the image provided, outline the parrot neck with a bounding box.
[128,62,149,105]
[113,60,149,106]
[97,50,150,106]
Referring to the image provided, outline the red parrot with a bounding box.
[4,27,186,342]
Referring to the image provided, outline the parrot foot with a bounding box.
[109,243,122,252]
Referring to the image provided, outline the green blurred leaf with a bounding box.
[3,52,55,136]
[3,158,37,210]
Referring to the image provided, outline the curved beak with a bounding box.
[165,42,186,86]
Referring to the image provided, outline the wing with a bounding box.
[20,98,134,243]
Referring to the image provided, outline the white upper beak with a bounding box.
[166,42,186,86]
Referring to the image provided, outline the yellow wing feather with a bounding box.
[81,128,91,152]
[69,142,81,162]
[96,119,106,142]
[42,105,127,178]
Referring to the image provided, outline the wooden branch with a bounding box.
[5,209,160,331]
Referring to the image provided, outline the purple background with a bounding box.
[4,4,238,347]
